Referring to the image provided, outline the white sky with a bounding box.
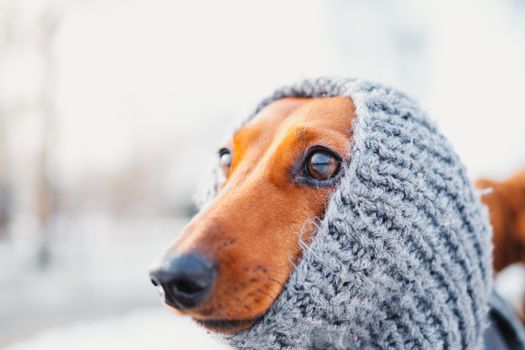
[4,0,523,197]
[52,0,525,187]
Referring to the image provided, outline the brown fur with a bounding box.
[476,172,525,273]
[164,97,355,333]
[476,171,525,320]
[163,94,525,332]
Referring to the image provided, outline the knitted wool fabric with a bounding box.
[208,78,494,349]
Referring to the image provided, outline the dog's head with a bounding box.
[150,96,355,333]
[150,78,494,349]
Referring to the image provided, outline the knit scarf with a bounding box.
[205,78,493,349]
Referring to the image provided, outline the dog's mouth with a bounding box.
[195,317,262,334]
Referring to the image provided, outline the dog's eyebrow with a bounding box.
[284,125,352,158]
[294,127,309,142]
[279,126,322,143]
[232,124,263,147]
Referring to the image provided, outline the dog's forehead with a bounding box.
[235,98,310,143]
[234,96,355,147]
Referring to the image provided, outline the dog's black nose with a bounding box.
[149,253,216,309]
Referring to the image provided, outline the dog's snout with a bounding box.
[149,253,216,309]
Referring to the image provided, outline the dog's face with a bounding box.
[150,96,355,333]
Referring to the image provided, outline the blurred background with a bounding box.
[1,0,525,349]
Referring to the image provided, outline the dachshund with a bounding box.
[150,95,525,333]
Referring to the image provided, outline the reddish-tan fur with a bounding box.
[164,97,355,332]
[476,172,525,273]
[163,95,525,332]
[476,171,525,319]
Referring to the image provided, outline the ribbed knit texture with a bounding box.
[210,78,494,349]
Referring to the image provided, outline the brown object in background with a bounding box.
[476,171,525,272]
[476,170,525,320]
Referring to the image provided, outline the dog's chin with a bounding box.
[166,303,262,334]
[195,317,259,334]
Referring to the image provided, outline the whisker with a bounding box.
[265,276,285,288]
[256,288,277,301]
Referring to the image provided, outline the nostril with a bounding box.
[149,275,166,299]
[150,277,159,287]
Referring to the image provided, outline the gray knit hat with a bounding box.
[206,78,494,349]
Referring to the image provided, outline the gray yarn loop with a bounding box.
[212,78,493,350]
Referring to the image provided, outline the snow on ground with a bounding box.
[0,215,205,348]
[3,308,230,350]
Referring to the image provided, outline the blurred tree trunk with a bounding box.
[0,0,66,264]
[0,2,13,238]
[35,3,64,267]
[0,113,9,238]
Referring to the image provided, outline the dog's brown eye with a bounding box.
[218,148,232,173]
[305,150,341,181]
